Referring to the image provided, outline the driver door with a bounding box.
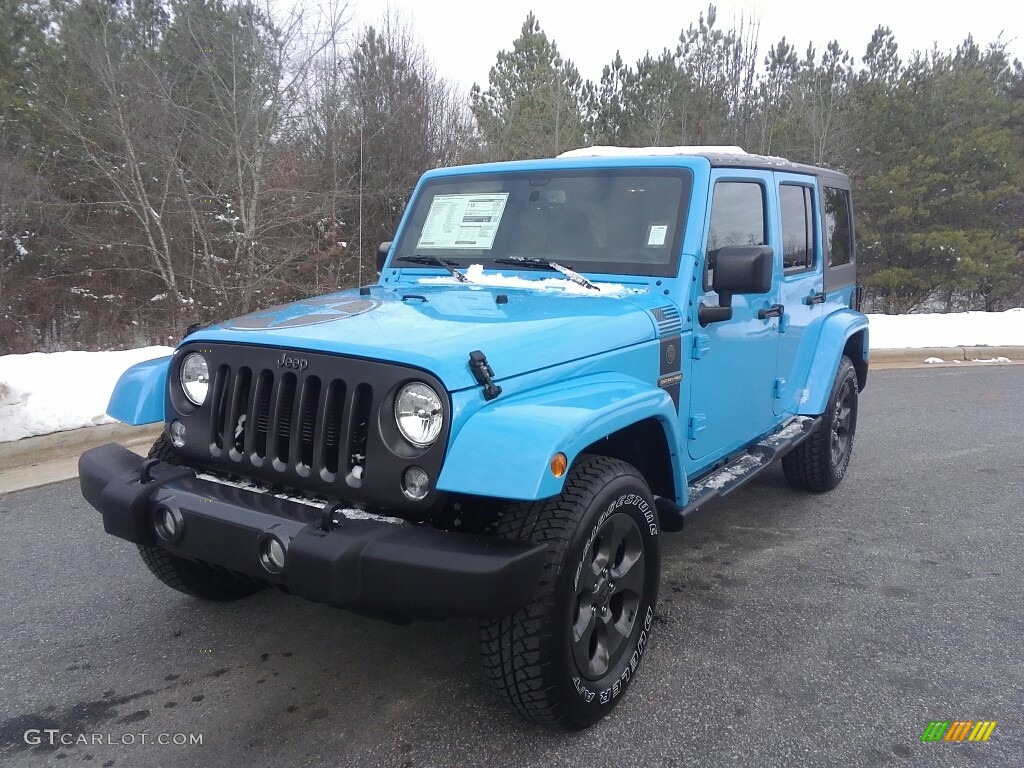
[687,172,781,463]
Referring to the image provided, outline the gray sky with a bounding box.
[345,0,1022,91]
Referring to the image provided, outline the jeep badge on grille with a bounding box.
[277,353,308,371]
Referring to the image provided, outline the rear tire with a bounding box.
[479,455,660,729]
[783,355,858,492]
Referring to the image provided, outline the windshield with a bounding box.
[393,169,692,278]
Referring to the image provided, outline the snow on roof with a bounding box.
[557,145,748,159]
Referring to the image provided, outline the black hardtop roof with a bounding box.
[555,146,850,187]
[704,150,850,186]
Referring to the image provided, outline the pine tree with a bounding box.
[470,13,584,160]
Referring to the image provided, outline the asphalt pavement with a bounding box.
[0,366,1022,767]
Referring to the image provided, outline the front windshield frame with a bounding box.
[392,167,693,279]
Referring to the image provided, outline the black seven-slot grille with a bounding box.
[168,343,449,512]
[208,365,372,483]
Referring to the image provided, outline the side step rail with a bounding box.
[655,416,820,531]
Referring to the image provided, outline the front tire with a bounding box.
[147,433,177,462]
[783,355,859,492]
[137,545,263,601]
[479,455,660,729]
[138,435,263,601]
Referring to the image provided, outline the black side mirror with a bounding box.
[376,241,393,273]
[699,245,774,326]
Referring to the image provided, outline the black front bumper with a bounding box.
[79,443,546,619]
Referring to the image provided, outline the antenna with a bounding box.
[358,124,363,287]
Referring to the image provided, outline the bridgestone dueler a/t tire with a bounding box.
[136,436,262,601]
[783,355,859,492]
[479,455,660,729]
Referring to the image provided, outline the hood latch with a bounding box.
[469,350,502,401]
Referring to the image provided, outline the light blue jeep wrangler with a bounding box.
[80,147,867,729]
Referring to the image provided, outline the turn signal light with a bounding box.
[550,452,568,478]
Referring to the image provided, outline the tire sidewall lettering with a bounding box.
[566,486,658,709]
[575,493,656,592]
[574,605,654,706]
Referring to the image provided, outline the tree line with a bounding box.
[1,2,1021,353]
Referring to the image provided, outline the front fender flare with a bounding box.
[107,356,170,425]
[438,374,684,501]
[798,310,869,416]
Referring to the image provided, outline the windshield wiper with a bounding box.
[493,257,599,291]
[396,254,471,284]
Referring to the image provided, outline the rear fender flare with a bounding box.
[798,310,868,416]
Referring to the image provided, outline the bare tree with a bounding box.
[302,10,473,285]
[163,0,350,312]
[41,0,349,327]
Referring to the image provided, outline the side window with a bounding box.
[823,186,853,266]
[779,184,814,272]
[705,181,766,286]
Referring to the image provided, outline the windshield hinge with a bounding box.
[469,350,502,401]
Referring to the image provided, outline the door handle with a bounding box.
[758,304,785,320]
[804,291,826,305]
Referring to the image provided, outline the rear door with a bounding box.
[774,173,825,416]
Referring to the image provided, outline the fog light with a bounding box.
[154,506,183,543]
[402,466,430,501]
[259,536,286,574]
[169,420,186,448]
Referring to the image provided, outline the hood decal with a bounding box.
[227,296,382,330]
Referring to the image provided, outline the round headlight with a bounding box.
[180,353,210,406]
[395,382,443,447]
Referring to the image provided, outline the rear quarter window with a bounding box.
[823,186,853,267]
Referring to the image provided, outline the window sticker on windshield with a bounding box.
[417,193,509,250]
[647,224,668,247]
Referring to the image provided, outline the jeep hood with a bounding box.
[188,284,662,391]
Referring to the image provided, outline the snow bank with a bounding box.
[867,309,1024,349]
[0,346,173,442]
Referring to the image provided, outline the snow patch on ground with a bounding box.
[868,309,1024,349]
[924,357,945,364]
[0,346,173,442]
[418,263,635,296]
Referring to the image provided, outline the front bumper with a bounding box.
[79,443,546,618]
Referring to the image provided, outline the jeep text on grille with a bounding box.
[276,353,309,371]
[80,146,868,729]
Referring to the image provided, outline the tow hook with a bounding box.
[139,458,160,484]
